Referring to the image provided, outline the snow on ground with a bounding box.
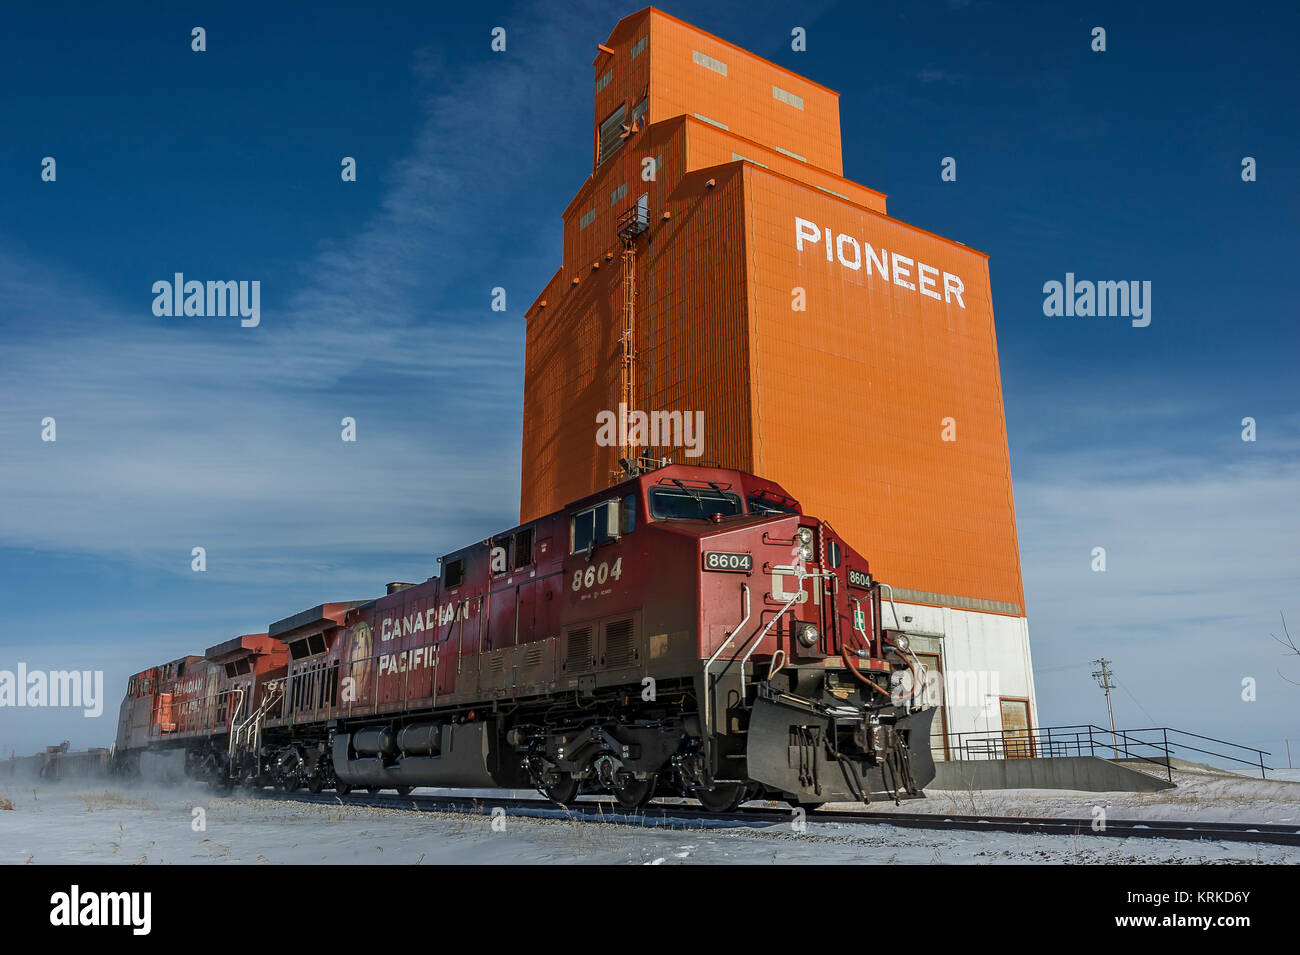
[1,779,1297,865]
[860,765,1300,825]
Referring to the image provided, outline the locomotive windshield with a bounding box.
[649,485,743,520]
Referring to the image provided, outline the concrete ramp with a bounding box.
[1114,757,1252,778]
[927,756,1175,793]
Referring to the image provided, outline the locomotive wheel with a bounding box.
[696,783,750,813]
[307,774,324,794]
[394,785,413,797]
[613,775,657,810]
[541,777,580,805]
[281,776,300,792]
[335,781,353,795]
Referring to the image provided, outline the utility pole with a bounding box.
[1091,659,1119,757]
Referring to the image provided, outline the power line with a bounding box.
[1113,677,1158,725]
[1035,660,1094,674]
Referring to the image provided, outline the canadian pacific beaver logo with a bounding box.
[204,666,221,724]
[344,622,374,702]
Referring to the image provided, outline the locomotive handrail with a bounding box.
[224,686,247,752]
[227,680,282,766]
[453,594,484,675]
[738,569,837,696]
[850,596,873,655]
[877,582,905,632]
[702,582,750,744]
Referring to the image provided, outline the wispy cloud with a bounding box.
[916,67,968,86]
[0,2,606,584]
[1018,438,1299,749]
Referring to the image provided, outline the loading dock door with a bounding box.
[914,652,949,761]
[1000,698,1033,758]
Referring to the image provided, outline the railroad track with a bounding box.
[250,789,1300,848]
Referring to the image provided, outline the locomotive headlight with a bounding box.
[796,527,814,545]
[893,634,911,653]
[796,623,820,647]
[797,543,814,562]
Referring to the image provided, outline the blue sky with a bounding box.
[1,1,1296,762]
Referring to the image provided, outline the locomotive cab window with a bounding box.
[649,486,742,520]
[571,500,620,553]
[289,633,328,660]
[513,528,534,569]
[223,658,252,678]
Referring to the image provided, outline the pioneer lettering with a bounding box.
[794,217,966,309]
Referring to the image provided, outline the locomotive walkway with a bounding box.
[250,789,1300,848]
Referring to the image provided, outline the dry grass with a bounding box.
[0,797,14,811]
[199,838,232,860]
[72,790,159,812]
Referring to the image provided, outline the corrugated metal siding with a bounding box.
[638,166,752,474]
[523,162,752,523]
[561,121,683,277]
[523,10,1025,614]
[682,119,885,214]
[647,11,842,175]
[593,12,653,172]
[742,165,1025,612]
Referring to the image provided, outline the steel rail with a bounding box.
[244,789,1300,848]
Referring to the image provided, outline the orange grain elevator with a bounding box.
[521,7,1037,745]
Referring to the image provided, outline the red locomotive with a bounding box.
[115,464,935,809]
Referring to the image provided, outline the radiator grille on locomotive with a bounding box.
[564,626,593,672]
[603,618,637,668]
